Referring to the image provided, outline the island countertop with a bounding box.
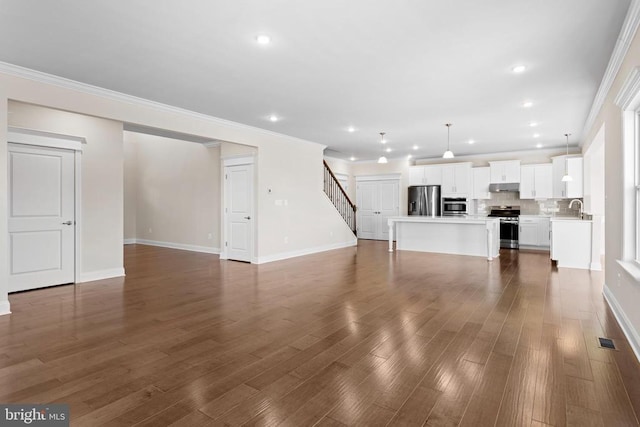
[386,215,498,225]
[386,215,500,260]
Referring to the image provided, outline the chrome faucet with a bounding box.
[569,199,583,218]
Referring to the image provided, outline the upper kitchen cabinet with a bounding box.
[520,164,552,199]
[441,162,472,197]
[408,165,442,186]
[552,156,583,198]
[489,160,521,183]
[472,167,491,200]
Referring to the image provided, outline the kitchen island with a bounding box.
[387,216,500,260]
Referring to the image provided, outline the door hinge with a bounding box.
[225,174,228,179]
[225,241,228,247]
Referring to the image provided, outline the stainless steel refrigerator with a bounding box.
[408,185,441,217]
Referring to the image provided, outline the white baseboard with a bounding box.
[123,238,137,245]
[78,267,126,283]
[255,239,357,264]
[0,300,11,316]
[133,239,220,254]
[603,284,640,363]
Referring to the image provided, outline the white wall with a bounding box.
[256,138,356,263]
[124,136,137,241]
[124,132,221,252]
[7,101,124,280]
[580,7,640,359]
[221,141,257,159]
[323,156,356,201]
[0,66,357,313]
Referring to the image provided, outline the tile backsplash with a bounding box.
[473,192,582,216]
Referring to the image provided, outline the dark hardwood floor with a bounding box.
[1,241,639,426]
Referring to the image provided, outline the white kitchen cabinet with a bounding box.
[472,167,491,199]
[539,217,550,247]
[520,164,552,199]
[550,218,592,269]
[408,165,442,186]
[519,220,539,246]
[441,163,471,197]
[489,160,521,183]
[552,156,583,198]
[408,166,424,186]
[519,216,551,249]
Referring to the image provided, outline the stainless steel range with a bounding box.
[488,206,521,249]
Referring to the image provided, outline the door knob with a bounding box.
[62,221,73,225]
[244,216,251,220]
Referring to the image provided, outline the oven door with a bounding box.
[499,220,519,249]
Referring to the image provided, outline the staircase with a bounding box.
[323,160,357,234]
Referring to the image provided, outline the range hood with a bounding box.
[489,183,520,193]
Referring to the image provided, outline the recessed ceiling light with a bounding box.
[269,114,278,122]
[468,139,475,145]
[412,145,419,150]
[512,65,526,73]
[256,35,271,45]
[385,148,391,153]
[523,101,533,108]
[529,122,538,127]
[349,156,356,161]
[536,143,543,148]
[407,154,412,159]
[533,133,540,138]
[347,126,356,133]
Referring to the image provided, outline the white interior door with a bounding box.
[377,181,399,240]
[225,163,254,262]
[356,179,400,240]
[8,144,75,292]
[356,181,377,239]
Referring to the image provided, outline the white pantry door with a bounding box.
[356,181,377,239]
[225,163,254,262]
[377,180,399,241]
[356,178,399,240]
[8,144,76,292]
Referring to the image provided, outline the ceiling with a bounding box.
[0,1,631,161]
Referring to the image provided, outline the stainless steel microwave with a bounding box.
[442,197,468,216]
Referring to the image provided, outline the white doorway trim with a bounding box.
[355,173,402,182]
[7,127,84,284]
[221,155,256,263]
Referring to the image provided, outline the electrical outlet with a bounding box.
[148,227,152,234]
[207,233,212,240]
[284,236,288,244]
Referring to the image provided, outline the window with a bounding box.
[616,67,640,269]
[636,112,640,263]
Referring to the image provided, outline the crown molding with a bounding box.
[203,140,222,148]
[581,0,640,141]
[0,61,321,148]
[615,67,640,109]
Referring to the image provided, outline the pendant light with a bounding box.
[561,133,573,182]
[442,123,454,159]
[377,132,388,164]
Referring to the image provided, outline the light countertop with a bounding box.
[388,216,499,225]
